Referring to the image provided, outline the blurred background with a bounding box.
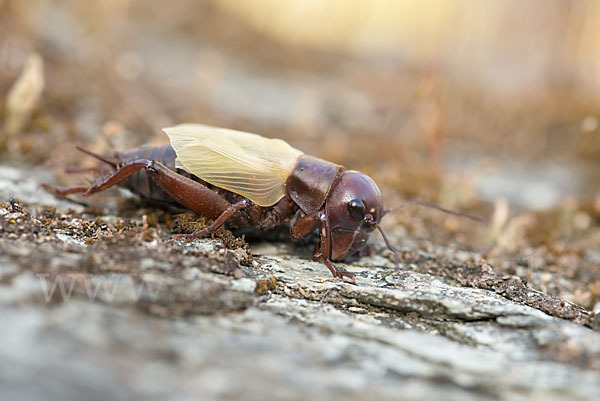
[1,0,599,307]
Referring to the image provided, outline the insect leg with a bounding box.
[290,211,355,283]
[136,162,249,239]
[144,162,231,219]
[317,212,356,284]
[81,160,152,195]
[322,259,355,284]
[44,158,235,221]
[42,160,154,196]
[289,211,320,240]
[173,199,251,240]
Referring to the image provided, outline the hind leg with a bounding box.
[43,159,252,239]
[42,160,150,196]
[44,159,234,219]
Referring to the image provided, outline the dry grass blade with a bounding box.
[2,53,45,144]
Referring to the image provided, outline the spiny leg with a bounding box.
[45,158,235,219]
[42,160,151,197]
[43,157,251,248]
[42,146,122,195]
[82,160,150,195]
[144,162,231,219]
[143,163,249,239]
[142,163,252,239]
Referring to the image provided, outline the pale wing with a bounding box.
[163,124,304,207]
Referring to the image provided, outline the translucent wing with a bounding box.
[163,124,304,207]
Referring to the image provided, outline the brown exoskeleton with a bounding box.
[43,124,479,283]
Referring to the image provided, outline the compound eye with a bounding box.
[347,199,366,221]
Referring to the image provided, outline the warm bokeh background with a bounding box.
[1,0,599,307]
